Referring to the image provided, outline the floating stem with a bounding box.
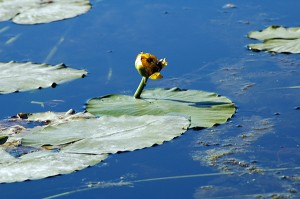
[134,76,148,98]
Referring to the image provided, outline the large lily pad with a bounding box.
[22,115,190,154]
[0,62,87,94]
[247,26,300,54]
[86,88,236,128]
[0,0,91,24]
[0,149,106,183]
[0,111,190,183]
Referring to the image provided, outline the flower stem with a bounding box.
[134,76,148,98]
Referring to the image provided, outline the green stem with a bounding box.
[134,76,148,98]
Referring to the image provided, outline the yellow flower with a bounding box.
[135,52,167,80]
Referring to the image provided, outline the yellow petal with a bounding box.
[159,58,168,68]
[149,72,163,80]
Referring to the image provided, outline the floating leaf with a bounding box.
[0,62,87,94]
[247,26,300,54]
[0,110,189,183]
[22,115,190,154]
[86,88,235,128]
[0,0,91,24]
[0,149,106,183]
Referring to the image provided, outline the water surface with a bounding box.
[0,0,299,198]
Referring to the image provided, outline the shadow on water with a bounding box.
[192,101,232,108]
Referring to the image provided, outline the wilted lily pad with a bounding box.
[0,62,87,94]
[0,110,189,183]
[18,109,94,126]
[247,26,300,54]
[0,0,91,24]
[86,88,236,128]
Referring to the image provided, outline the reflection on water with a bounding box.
[0,0,300,198]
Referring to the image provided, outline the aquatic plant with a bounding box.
[134,52,167,98]
[248,25,300,54]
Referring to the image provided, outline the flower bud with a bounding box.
[135,52,167,80]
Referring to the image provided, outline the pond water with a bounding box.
[0,0,300,198]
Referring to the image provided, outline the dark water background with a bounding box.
[0,0,299,198]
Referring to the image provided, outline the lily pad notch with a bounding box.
[0,62,88,94]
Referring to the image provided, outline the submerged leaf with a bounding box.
[86,88,235,128]
[247,26,300,54]
[0,62,87,94]
[0,0,91,24]
[23,109,95,126]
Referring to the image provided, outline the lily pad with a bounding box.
[0,110,189,183]
[0,62,87,94]
[0,0,91,24]
[247,26,300,54]
[22,115,190,154]
[86,88,236,128]
[0,149,106,183]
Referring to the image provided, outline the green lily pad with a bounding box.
[0,62,87,94]
[0,149,106,183]
[247,26,300,54]
[22,115,190,154]
[0,110,189,183]
[86,88,236,128]
[0,112,106,184]
[0,0,91,24]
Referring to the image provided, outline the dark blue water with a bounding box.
[0,0,300,198]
